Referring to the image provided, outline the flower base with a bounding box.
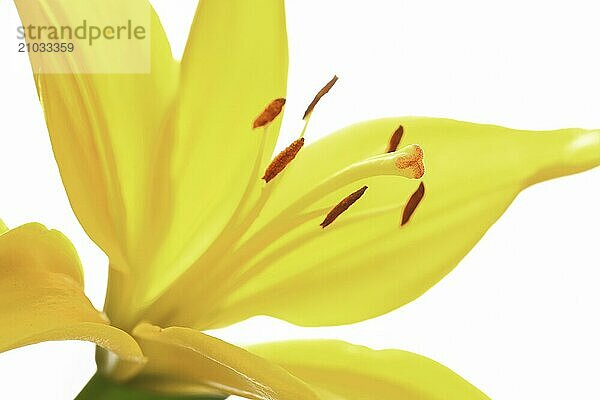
[76,374,226,400]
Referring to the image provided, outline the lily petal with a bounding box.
[152,0,289,297]
[0,222,84,286]
[250,340,489,400]
[0,223,145,380]
[16,0,290,322]
[13,0,179,323]
[132,323,317,400]
[194,117,600,328]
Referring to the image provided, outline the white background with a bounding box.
[1,0,599,398]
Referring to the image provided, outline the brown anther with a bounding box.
[321,186,368,228]
[262,138,305,182]
[303,75,339,120]
[387,125,404,153]
[401,182,425,226]
[253,98,286,129]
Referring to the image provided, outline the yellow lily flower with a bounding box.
[5,0,600,398]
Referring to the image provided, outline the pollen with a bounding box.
[253,98,286,129]
[387,125,404,153]
[321,186,368,228]
[401,182,425,226]
[303,75,339,120]
[395,144,425,179]
[262,138,305,182]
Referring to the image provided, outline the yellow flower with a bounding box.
[4,0,600,399]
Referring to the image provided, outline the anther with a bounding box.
[387,125,404,153]
[401,182,425,226]
[253,98,286,129]
[321,186,368,228]
[303,75,339,120]
[262,138,305,182]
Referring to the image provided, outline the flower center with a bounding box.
[140,78,428,327]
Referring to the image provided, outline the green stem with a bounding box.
[76,374,226,400]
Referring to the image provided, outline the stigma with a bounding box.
[343,144,425,181]
[394,144,425,179]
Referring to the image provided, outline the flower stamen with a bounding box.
[303,75,339,120]
[401,182,426,226]
[262,138,305,182]
[147,140,426,322]
[321,186,368,228]
[253,98,286,129]
[259,76,342,184]
[387,125,404,153]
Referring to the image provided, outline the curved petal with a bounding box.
[0,223,145,381]
[192,118,600,328]
[15,0,290,323]
[151,0,289,299]
[0,219,7,234]
[249,340,489,400]
[132,323,317,400]
[0,222,84,286]
[14,0,179,323]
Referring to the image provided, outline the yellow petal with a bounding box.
[132,323,317,400]
[192,118,600,328]
[149,0,289,300]
[0,223,145,381]
[250,340,489,400]
[15,1,289,323]
[14,0,179,324]
[0,219,7,234]
[0,222,84,286]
